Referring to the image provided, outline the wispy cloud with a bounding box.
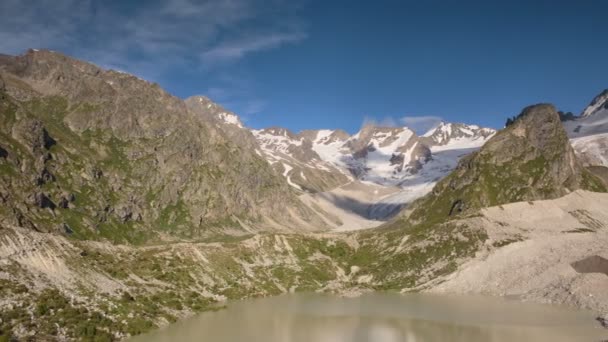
[359,114,443,134]
[0,0,306,118]
[241,99,266,116]
[362,116,398,127]
[400,115,443,134]
[202,72,267,120]
[201,32,306,65]
[0,0,90,54]
[0,0,307,78]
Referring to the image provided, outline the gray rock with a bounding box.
[36,167,55,185]
[11,118,55,154]
[58,197,69,209]
[30,192,55,210]
[58,223,73,235]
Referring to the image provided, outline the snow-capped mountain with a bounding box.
[253,120,496,213]
[188,87,608,223]
[564,89,608,167]
[342,125,431,183]
[570,133,608,166]
[252,127,351,192]
[581,89,608,118]
[183,93,505,222]
[366,123,496,218]
[565,97,608,139]
[421,122,496,146]
[186,92,500,220]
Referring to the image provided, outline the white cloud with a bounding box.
[359,115,444,134]
[201,32,306,65]
[241,99,266,115]
[0,0,307,77]
[362,116,398,127]
[0,0,91,54]
[0,0,306,117]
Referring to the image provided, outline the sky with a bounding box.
[1,0,607,134]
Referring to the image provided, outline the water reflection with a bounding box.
[130,292,607,342]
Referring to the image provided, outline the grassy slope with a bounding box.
[0,217,491,341]
[0,92,297,245]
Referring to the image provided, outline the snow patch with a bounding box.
[217,112,243,128]
[282,163,302,190]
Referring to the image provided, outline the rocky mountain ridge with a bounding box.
[251,90,608,222]
[253,120,496,190]
[420,122,495,146]
[252,118,497,222]
[0,49,327,243]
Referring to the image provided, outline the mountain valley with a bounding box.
[1,50,608,341]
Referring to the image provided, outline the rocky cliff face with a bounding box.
[406,104,607,225]
[0,49,325,243]
[184,96,258,151]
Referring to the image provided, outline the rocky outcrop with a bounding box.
[11,118,56,153]
[184,96,259,151]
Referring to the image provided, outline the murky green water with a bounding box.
[130,292,607,342]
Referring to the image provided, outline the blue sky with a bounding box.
[1,0,607,134]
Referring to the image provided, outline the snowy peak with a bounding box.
[300,129,350,145]
[422,122,496,146]
[252,127,306,157]
[251,118,496,218]
[581,89,608,118]
[252,120,496,190]
[355,125,415,148]
[565,89,608,168]
[252,127,351,192]
[185,96,244,128]
[564,89,608,139]
[256,126,299,139]
[342,125,425,182]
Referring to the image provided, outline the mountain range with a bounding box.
[248,88,608,224]
[0,49,607,341]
